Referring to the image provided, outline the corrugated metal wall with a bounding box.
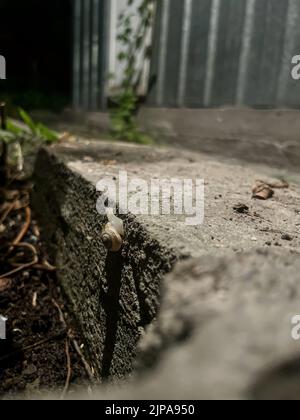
[72,0,150,111]
[72,0,109,111]
[148,0,300,108]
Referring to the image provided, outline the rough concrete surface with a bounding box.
[132,250,300,400]
[138,108,300,172]
[73,249,300,400]
[32,139,300,398]
[32,108,300,171]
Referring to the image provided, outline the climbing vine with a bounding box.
[110,0,155,144]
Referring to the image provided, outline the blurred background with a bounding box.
[0,0,72,112]
[1,0,300,165]
[1,0,300,113]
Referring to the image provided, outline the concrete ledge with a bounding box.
[42,107,300,171]
[138,108,300,171]
[111,250,300,400]
[32,139,300,393]
[33,146,178,381]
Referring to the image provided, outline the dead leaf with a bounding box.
[101,160,117,166]
[252,182,274,200]
[256,179,289,189]
[252,178,289,200]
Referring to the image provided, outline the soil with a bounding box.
[0,180,92,399]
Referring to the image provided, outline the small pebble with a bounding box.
[281,233,293,241]
[233,203,249,214]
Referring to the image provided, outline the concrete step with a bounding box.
[32,139,300,396]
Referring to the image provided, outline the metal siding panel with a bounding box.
[157,0,170,106]
[177,0,193,106]
[204,0,221,106]
[211,0,247,106]
[243,0,268,105]
[90,0,100,110]
[256,0,289,107]
[73,0,300,109]
[72,0,82,109]
[185,0,212,107]
[163,0,185,106]
[236,0,256,105]
[82,0,92,109]
[277,0,300,107]
[98,0,110,110]
[147,0,164,105]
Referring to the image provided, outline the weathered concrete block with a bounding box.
[138,108,300,171]
[109,250,300,400]
[54,249,300,400]
[32,139,300,390]
[33,146,178,381]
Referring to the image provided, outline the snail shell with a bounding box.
[101,223,123,252]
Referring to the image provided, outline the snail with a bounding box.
[101,208,124,252]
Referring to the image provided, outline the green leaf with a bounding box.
[0,129,16,143]
[36,123,59,143]
[19,108,37,133]
[7,120,23,135]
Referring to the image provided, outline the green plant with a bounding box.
[0,108,59,172]
[18,108,58,143]
[110,0,155,144]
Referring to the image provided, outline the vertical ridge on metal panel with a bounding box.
[211,0,247,107]
[256,0,289,107]
[147,0,163,106]
[82,0,91,110]
[236,0,256,106]
[177,0,193,107]
[90,0,100,111]
[73,0,82,109]
[277,0,300,107]
[164,0,184,106]
[204,0,221,107]
[185,0,211,108]
[99,0,110,111]
[156,0,170,106]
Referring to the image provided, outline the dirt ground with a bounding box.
[0,181,91,399]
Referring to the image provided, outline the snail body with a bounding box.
[101,210,124,252]
[101,223,123,252]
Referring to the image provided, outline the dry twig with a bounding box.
[33,261,56,272]
[61,339,72,399]
[52,298,67,329]
[12,206,31,246]
[52,298,95,383]
[71,339,95,383]
[0,242,38,279]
